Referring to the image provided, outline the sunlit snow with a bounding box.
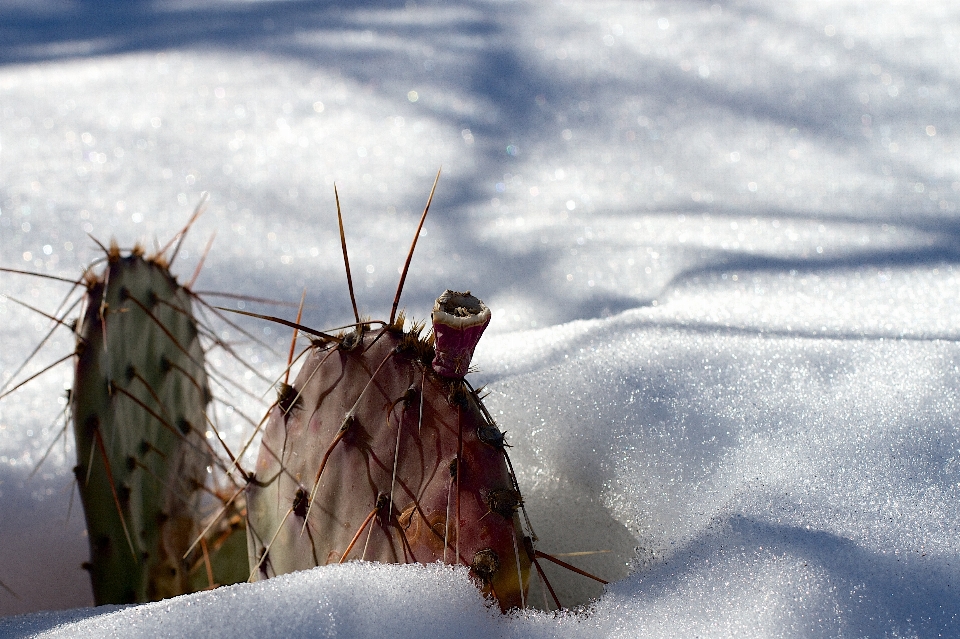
[2,0,959,637]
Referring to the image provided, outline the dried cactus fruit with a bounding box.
[431,290,491,378]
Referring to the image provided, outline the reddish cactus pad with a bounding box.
[246,300,531,610]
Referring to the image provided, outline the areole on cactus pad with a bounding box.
[242,174,606,611]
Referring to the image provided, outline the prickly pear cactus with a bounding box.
[246,291,533,610]
[72,244,216,604]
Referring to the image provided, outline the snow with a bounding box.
[2,0,960,636]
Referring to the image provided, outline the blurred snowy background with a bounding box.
[2,0,960,636]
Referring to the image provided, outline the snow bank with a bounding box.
[3,0,960,636]
[1,564,514,639]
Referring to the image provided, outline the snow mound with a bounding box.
[2,563,510,639]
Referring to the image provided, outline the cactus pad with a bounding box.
[246,294,533,610]
[72,245,216,604]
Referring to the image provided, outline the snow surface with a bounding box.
[2,0,960,636]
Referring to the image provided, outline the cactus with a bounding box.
[7,209,254,606]
[70,242,220,603]
[1,186,605,611]
[2,216,256,604]
[246,294,535,609]
[242,178,597,612]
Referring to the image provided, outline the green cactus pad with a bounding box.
[72,246,216,604]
